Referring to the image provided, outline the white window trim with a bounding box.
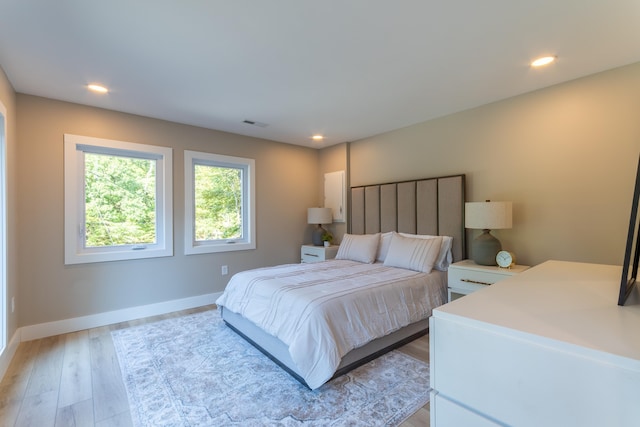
[64,134,173,264]
[184,150,255,255]
[0,101,7,351]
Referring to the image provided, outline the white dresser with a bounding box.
[430,260,640,427]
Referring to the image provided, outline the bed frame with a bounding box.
[350,174,465,261]
[221,174,465,388]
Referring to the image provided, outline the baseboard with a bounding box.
[0,329,21,381]
[19,292,222,342]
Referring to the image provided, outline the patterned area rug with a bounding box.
[112,309,430,426]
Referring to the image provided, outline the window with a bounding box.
[64,134,173,264]
[184,150,255,254]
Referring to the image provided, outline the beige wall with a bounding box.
[16,95,319,327]
[0,67,18,342]
[348,62,640,267]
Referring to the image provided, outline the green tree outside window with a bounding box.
[84,152,157,247]
[193,164,242,241]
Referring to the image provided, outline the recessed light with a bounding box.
[87,84,108,93]
[311,135,324,141]
[531,56,556,67]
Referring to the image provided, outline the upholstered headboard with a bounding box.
[350,174,466,262]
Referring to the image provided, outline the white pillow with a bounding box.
[336,233,380,264]
[383,232,443,273]
[399,232,453,271]
[376,231,394,262]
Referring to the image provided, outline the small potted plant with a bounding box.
[321,231,333,247]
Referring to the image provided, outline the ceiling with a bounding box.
[1,1,639,148]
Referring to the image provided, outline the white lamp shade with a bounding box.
[465,201,512,230]
[307,207,333,225]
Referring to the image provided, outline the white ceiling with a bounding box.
[1,1,639,148]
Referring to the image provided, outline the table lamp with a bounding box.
[465,201,512,265]
[308,207,333,246]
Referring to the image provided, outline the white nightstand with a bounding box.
[301,245,339,263]
[447,259,530,302]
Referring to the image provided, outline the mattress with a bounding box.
[216,259,447,389]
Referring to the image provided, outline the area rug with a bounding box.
[112,308,430,426]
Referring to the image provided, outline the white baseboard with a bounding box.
[19,292,222,342]
[0,329,21,381]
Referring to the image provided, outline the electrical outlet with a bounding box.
[221,265,228,275]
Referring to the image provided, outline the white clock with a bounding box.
[496,250,515,268]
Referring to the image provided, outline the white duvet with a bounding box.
[215,259,447,389]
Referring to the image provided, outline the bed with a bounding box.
[216,174,465,389]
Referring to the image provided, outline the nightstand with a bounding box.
[301,245,339,263]
[448,259,530,302]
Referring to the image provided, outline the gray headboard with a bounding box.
[350,174,466,262]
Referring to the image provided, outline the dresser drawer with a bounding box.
[431,392,502,427]
[448,268,512,291]
[447,260,529,300]
[301,245,338,263]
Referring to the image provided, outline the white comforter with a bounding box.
[215,259,447,389]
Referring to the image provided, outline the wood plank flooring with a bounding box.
[0,305,430,426]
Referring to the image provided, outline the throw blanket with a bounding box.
[216,260,446,389]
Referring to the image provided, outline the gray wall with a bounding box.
[15,95,319,327]
[0,67,18,342]
[318,143,348,243]
[346,62,640,267]
[3,60,640,331]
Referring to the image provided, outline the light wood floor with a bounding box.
[0,305,430,426]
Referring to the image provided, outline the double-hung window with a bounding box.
[64,134,173,264]
[184,150,255,254]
